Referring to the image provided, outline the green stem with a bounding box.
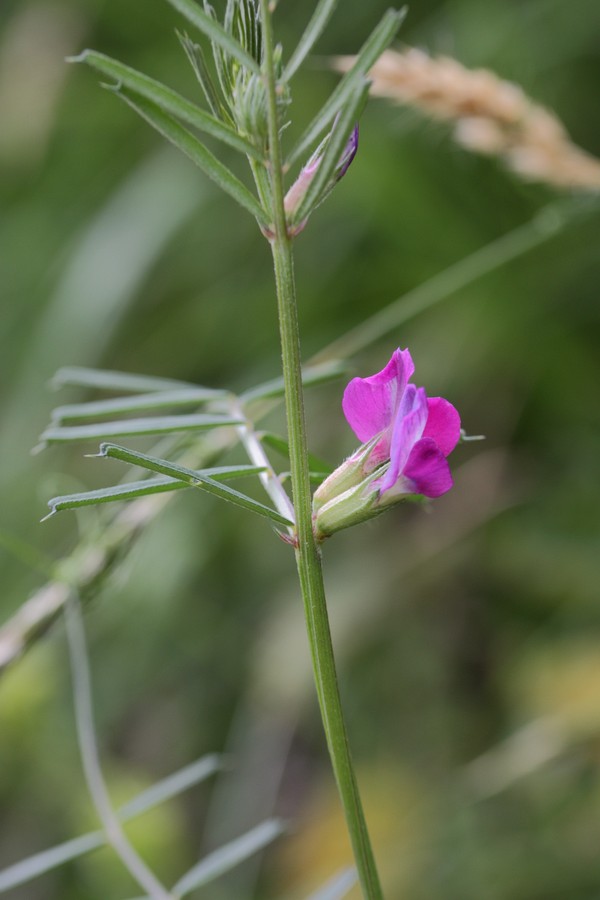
[258,3,383,897]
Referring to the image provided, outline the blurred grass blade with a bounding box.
[119,755,221,818]
[98,444,294,526]
[72,51,260,158]
[284,0,339,80]
[39,414,241,445]
[260,432,333,476]
[287,7,406,167]
[165,0,260,74]
[313,203,572,364]
[293,80,369,227]
[45,465,266,517]
[0,832,106,894]
[0,756,221,893]
[51,388,229,424]
[240,360,347,403]
[51,367,200,393]
[172,819,285,895]
[118,91,269,227]
[306,868,357,899]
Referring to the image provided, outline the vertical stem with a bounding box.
[258,3,383,897]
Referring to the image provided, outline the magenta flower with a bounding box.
[342,349,460,500]
[342,348,460,499]
[312,348,461,538]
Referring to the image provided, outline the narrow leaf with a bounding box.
[72,51,259,158]
[260,432,333,476]
[164,0,260,74]
[306,868,357,900]
[224,0,236,36]
[98,444,294,526]
[0,833,106,894]
[178,31,226,120]
[287,7,407,167]
[293,79,369,226]
[51,367,198,393]
[39,414,241,445]
[211,29,235,106]
[0,756,221,892]
[45,466,265,517]
[284,0,339,81]
[45,478,188,517]
[240,360,347,404]
[118,91,269,227]
[172,819,285,895]
[51,388,228,424]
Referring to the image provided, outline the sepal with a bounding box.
[313,470,381,540]
[312,436,378,514]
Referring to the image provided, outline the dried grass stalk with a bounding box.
[335,49,600,190]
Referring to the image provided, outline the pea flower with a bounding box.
[313,348,461,538]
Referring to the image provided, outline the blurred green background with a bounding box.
[1,0,599,897]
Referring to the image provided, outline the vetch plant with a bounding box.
[5,2,471,898]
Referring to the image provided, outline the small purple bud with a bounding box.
[337,124,359,179]
[284,123,360,235]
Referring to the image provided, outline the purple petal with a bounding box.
[403,437,454,498]
[342,348,415,444]
[337,125,359,179]
[376,385,428,493]
[423,397,461,457]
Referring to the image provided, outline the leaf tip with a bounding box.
[84,443,110,459]
[65,50,89,65]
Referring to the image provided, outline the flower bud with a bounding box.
[284,124,359,234]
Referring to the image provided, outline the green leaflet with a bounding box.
[178,31,229,120]
[72,51,260,158]
[284,0,339,81]
[118,91,269,227]
[260,432,333,477]
[287,7,407,167]
[38,414,242,446]
[50,388,228,424]
[51,367,200,393]
[96,444,294,527]
[164,0,261,75]
[44,466,266,518]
